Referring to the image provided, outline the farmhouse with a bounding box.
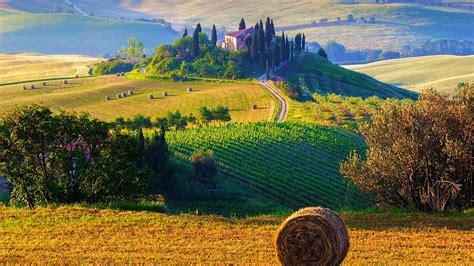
[220,27,255,51]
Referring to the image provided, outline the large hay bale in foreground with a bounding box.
[275,207,349,266]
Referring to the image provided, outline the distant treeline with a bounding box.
[309,39,474,63]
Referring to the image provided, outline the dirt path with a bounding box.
[64,0,88,16]
[258,73,288,122]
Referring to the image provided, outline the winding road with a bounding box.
[258,73,288,122]
[64,0,88,16]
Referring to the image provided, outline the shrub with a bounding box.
[93,60,134,75]
[191,149,218,180]
[341,85,473,212]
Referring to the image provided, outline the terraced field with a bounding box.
[0,54,101,84]
[167,122,368,210]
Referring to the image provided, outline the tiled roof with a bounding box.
[226,27,255,38]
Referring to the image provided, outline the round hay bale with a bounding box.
[252,104,257,110]
[43,82,47,86]
[121,92,127,98]
[163,91,169,97]
[63,80,68,84]
[121,72,125,76]
[105,96,111,101]
[187,87,193,92]
[22,85,27,90]
[116,73,121,77]
[30,85,35,89]
[148,94,154,99]
[76,74,79,78]
[275,207,349,266]
[128,90,134,96]
[117,93,122,99]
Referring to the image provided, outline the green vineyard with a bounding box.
[166,122,370,210]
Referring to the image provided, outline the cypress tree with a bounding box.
[245,35,252,55]
[192,30,200,58]
[281,32,286,60]
[195,23,202,33]
[211,24,217,46]
[285,36,290,61]
[270,19,276,35]
[137,128,145,153]
[239,18,246,30]
[250,33,259,63]
[295,33,302,55]
[265,58,270,81]
[182,28,188,38]
[291,40,294,60]
[258,20,265,53]
[264,17,272,47]
[273,39,281,69]
[302,33,306,51]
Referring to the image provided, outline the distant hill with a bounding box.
[0,11,179,56]
[34,0,474,52]
[345,55,474,94]
[279,52,417,99]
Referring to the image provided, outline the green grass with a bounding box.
[0,75,277,122]
[280,52,417,99]
[166,122,370,210]
[0,11,178,56]
[345,55,474,94]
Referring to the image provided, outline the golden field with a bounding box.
[0,207,472,264]
[0,75,276,122]
[0,53,101,84]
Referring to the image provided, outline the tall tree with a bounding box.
[192,30,200,58]
[264,17,272,47]
[258,20,265,53]
[302,33,306,51]
[270,19,276,35]
[211,24,217,46]
[195,23,202,33]
[265,58,270,80]
[290,40,294,60]
[273,39,281,70]
[182,28,188,38]
[285,36,290,61]
[239,18,246,30]
[250,33,259,63]
[295,33,302,56]
[245,35,252,55]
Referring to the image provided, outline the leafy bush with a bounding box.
[93,59,134,75]
[341,85,473,212]
[0,105,153,209]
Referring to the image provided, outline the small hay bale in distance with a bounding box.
[121,92,127,98]
[75,74,79,78]
[117,93,122,99]
[148,94,154,100]
[187,87,193,92]
[30,85,35,89]
[128,90,134,96]
[116,73,121,77]
[275,207,349,266]
[252,104,257,110]
[121,72,125,76]
[22,85,27,90]
[63,80,68,84]
[105,96,111,101]
[163,91,169,97]
[42,82,47,86]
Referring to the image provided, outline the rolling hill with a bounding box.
[344,55,474,94]
[37,0,474,52]
[0,10,179,56]
[279,52,418,99]
[0,53,101,84]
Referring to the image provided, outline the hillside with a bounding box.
[51,1,474,52]
[0,75,276,122]
[279,52,417,99]
[344,55,474,94]
[167,122,369,210]
[0,11,178,56]
[0,53,101,84]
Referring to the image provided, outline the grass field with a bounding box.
[0,53,101,84]
[166,122,368,210]
[345,55,474,94]
[0,206,472,264]
[0,75,276,122]
[0,10,178,56]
